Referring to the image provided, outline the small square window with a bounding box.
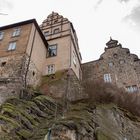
[53,28,59,34]
[109,62,113,67]
[44,31,49,38]
[12,28,21,37]
[47,44,57,57]
[47,64,55,75]
[8,42,16,51]
[104,73,112,83]
[0,32,4,40]
[120,60,125,64]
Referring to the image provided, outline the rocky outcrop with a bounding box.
[0,93,140,140]
[0,94,62,140]
[44,103,140,140]
[40,70,87,101]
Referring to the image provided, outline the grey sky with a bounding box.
[0,0,140,62]
[0,0,13,11]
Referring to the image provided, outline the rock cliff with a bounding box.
[0,93,140,140]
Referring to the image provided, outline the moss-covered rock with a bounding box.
[0,93,140,140]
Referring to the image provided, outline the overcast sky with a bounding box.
[0,0,140,62]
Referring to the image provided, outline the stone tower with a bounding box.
[40,12,82,80]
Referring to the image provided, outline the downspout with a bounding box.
[24,28,37,88]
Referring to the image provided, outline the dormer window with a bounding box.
[12,28,21,37]
[0,32,4,40]
[53,28,59,34]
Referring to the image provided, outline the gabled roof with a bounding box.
[0,19,48,48]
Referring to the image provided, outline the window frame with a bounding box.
[47,44,57,57]
[12,28,21,37]
[126,85,138,93]
[8,41,17,51]
[53,28,59,34]
[44,31,49,38]
[0,31,4,40]
[104,73,112,83]
[73,51,77,67]
[47,64,55,75]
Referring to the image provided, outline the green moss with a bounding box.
[16,129,33,139]
[1,101,40,127]
[96,130,113,140]
[0,115,20,127]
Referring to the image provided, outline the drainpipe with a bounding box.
[24,28,36,88]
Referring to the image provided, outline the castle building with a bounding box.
[0,12,140,104]
[82,38,140,93]
[40,12,82,79]
[0,19,48,103]
[0,12,82,103]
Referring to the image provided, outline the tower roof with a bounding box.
[106,37,119,48]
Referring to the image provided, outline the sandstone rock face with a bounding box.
[43,103,140,140]
[41,69,87,101]
[0,93,140,140]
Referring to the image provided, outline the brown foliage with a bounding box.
[83,80,140,117]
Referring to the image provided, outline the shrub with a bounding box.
[83,80,140,117]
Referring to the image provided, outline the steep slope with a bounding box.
[0,94,140,140]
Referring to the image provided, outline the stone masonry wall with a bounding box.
[82,45,140,93]
[0,54,43,104]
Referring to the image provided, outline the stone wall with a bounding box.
[82,44,140,93]
[0,54,43,104]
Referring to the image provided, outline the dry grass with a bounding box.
[83,80,140,117]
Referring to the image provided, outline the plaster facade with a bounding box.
[0,19,48,103]
[40,12,82,80]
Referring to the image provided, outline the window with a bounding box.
[0,32,4,40]
[53,28,59,34]
[47,64,55,75]
[44,31,49,38]
[8,42,16,51]
[120,60,125,64]
[109,62,113,67]
[104,73,112,83]
[126,85,138,93]
[113,53,118,58]
[12,28,21,37]
[47,44,57,57]
[54,19,58,24]
[73,51,77,66]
